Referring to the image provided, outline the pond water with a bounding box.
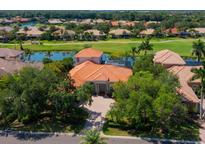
[20,21,37,28]
[24,51,76,62]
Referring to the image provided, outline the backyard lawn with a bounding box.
[0,38,204,57]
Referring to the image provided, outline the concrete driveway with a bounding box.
[83,96,115,130]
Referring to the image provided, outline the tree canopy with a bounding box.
[109,55,187,133]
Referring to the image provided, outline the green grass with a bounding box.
[0,38,203,57]
[0,109,88,133]
[103,120,200,141]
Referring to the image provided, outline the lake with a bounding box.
[24,51,76,62]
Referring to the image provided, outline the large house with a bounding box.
[70,48,132,95]
[154,49,201,112]
[74,48,103,65]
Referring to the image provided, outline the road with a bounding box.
[0,131,150,144]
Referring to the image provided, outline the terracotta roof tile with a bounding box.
[154,49,186,66]
[75,48,103,58]
[69,61,132,87]
[168,65,201,103]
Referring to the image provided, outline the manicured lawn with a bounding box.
[0,38,204,57]
[103,120,200,141]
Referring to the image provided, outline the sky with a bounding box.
[0,0,205,10]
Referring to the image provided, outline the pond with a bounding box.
[20,21,37,28]
[23,51,76,62]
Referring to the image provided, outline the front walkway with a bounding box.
[83,96,115,131]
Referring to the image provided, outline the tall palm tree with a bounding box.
[81,129,106,144]
[192,39,205,62]
[192,63,205,119]
[130,47,139,60]
[138,37,153,55]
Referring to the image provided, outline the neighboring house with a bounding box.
[83,29,106,40]
[139,28,155,36]
[0,48,23,60]
[109,28,131,38]
[17,27,44,38]
[154,50,201,112]
[168,65,201,112]
[74,48,103,65]
[153,49,186,68]
[0,26,14,32]
[69,60,132,95]
[0,58,43,77]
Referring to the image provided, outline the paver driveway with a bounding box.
[83,96,115,130]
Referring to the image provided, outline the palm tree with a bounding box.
[138,37,153,55]
[130,46,140,60]
[24,49,33,61]
[191,63,205,119]
[192,39,205,62]
[81,129,106,144]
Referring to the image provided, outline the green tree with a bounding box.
[192,39,205,62]
[138,37,153,55]
[81,129,106,144]
[191,63,205,119]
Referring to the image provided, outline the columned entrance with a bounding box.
[93,81,111,96]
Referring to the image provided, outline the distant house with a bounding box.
[12,16,30,23]
[109,28,131,38]
[48,19,63,24]
[153,49,186,68]
[165,27,179,36]
[0,26,14,32]
[53,28,76,40]
[193,28,205,36]
[110,21,119,27]
[139,28,155,36]
[0,48,23,60]
[69,60,132,95]
[17,27,44,38]
[74,48,103,65]
[84,29,106,40]
[80,19,93,25]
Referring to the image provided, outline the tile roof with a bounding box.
[69,61,132,87]
[0,48,23,58]
[75,48,103,58]
[0,58,43,75]
[194,28,205,34]
[168,65,201,103]
[109,29,131,36]
[84,29,105,36]
[140,28,155,35]
[154,49,186,66]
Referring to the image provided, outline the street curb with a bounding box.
[100,132,200,144]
